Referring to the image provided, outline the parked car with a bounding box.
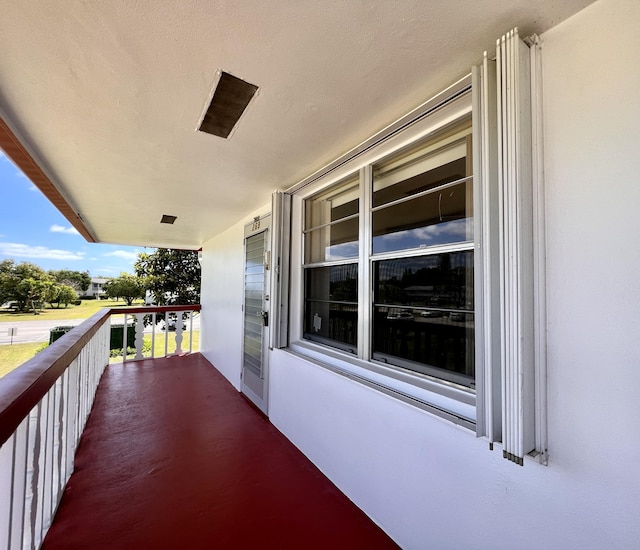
[161,314,186,331]
[420,310,443,318]
[386,310,414,321]
[449,312,466,322]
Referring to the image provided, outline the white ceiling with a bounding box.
[0,0,594,249]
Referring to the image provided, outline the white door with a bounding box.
[241,215,271,414]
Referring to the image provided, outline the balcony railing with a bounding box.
[111,305,201,361]
[0,305,201,550]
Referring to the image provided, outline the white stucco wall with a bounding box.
[200,1,640,548]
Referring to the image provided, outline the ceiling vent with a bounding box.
[160,214,177,224]
[198,71,258,138]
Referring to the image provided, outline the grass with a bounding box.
[0,342,45,378]
[0,298,145,323]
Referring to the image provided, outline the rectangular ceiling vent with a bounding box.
[198,71,259,139]
[161,214,177,224]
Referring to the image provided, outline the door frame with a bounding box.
[241,214,271,415]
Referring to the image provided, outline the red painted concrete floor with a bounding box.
[42,353,398,550]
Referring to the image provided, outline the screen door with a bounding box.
[241,215,271,414]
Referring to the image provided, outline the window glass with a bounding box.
[372,134,472,255]
[299,116,474,389]
[304,217,359,263]
[372,252,474,385]
[304,264,358,351]
[304,176,359,264]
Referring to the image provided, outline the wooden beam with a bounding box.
[0,115,97,242]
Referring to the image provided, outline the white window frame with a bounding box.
[287,79,478,428]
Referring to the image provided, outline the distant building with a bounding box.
[81,277,109,299]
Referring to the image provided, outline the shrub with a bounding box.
[49,324,138,349]
[36,342,49,353]
[110,325,137,349]
[49,326,76,344]
[110,340,151,358]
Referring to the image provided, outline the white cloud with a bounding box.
[0,242,86,261]
[103,250,138,261]
[50,224,80,235]
[410,219,468,240]
[0,151,8,162]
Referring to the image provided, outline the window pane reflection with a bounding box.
[372,252,474,385]
[304,217,359,263]
[304,176,359,264]
[304,264,358,351]
[305,177,359,229]
[372,178,472,254]
[372,134,472,255]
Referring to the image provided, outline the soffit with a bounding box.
[0,0,595,248]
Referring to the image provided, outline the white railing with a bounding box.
[112,305,201,361]
[0,310,110,550]
[0,304,201,549]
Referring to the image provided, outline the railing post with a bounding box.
[23,404,37,550]
[174,311,184,355]
[188,311,194,353]
[0,434,14,549]
[151,312,156,359]
[123,314,129,363]
[134,313,145,360]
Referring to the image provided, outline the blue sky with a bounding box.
[0,150,143,277]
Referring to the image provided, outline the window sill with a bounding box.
[285,340,476,430]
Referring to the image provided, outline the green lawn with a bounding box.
[0,298,145,323]
[0,342,44,378]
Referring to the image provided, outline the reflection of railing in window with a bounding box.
[328,304,357,346]
[304,302,357,350]
[373,309,474,383]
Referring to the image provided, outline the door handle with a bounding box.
[257,310,269,327]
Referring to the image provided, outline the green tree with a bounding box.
[16,277,49,313]
[58,284,78,307]
[103,273,145,306]
[134,249,201,305]
[49,269,91,293]
[0,259,17,305]
[44,281,60,307]
[45,283,78,308]
[0,260,54,311]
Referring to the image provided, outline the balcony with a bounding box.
[0,306,397,549]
